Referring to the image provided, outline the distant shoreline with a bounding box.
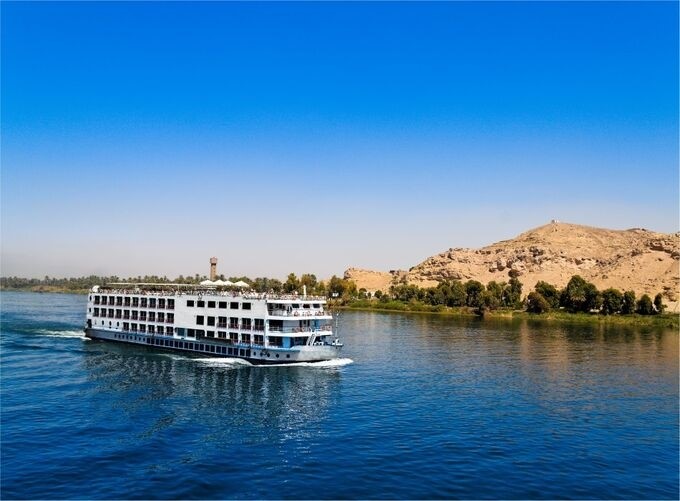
[338,304,679,329]
[0,286,90,295]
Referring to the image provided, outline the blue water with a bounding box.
[1,291,678,499]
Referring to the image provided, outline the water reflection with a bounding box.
[80,341,342,447]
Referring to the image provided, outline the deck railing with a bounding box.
[268,326,332,334]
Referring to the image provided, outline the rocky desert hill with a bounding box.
[345,221,680,311]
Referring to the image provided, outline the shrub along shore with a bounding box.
[338,301,678,329]
[1,272,677,328]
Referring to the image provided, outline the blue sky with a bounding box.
[2,1,678,279]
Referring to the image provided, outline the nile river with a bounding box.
[1,291,677,499]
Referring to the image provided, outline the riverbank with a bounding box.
[339,302,679,329]
[0,286,90,295]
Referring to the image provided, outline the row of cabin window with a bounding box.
[91,308,174,322]
[92,296,175,309]
[147,338,254,357]
[122,323,174,334]
[181,329,283,347]
[186,300,251,310]
[113,335,291,359]
[195,316,264,329]
[187,330,266,343]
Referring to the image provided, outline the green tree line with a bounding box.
[0,273,358,298]
[0,272,669,316]
[526,275,666,316]
[363,273,668,317]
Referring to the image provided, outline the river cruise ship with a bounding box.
[84,283,343,364]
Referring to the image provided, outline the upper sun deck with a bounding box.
[90,283,327,304]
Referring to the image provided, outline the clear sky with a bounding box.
[2,1,678,280]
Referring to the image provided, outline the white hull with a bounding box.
[85,327,342,365]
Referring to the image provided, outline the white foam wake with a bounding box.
[35,329,89,340]
[257,358,354,368]
[196,357,254,367]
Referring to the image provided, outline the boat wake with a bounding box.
[255,358,354,368]
[34,329,89,340]
[196,357,254,368]
[194,357,354,369]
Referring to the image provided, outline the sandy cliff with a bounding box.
[345,222,680,310]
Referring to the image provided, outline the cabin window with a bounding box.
[132,297,139,307]
[218,316,227,328]
[254,319,264,331]
[131,323,137,331]
[148,312,156,322]
[207,316,215,326]
[292,304,300,309]
[158,299,165,309]
[229,318,238,329]
[197,300,205,308]
[219,301,227,309]
[242,318,252,330]
[187,300,195,307]
[139,325,146,333]
[166,327,173,335]
[167,299,174,309]
[313,304,320,308]
[242,302,251,310]
[123,322,129,331]
[124,297,131,306]
[206,331,215,338]
[303,304,310,309]
[229,332,238,341]
[140,298,148,308]
[149,298,156,308]
[167,313,174,323]
[137,311,144,321]
[148,325,155,333]
[230,302,239,309]
[196,315,204,325]
[157,312,165,323]
[208,301,216,308]
[218,331,227,339]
